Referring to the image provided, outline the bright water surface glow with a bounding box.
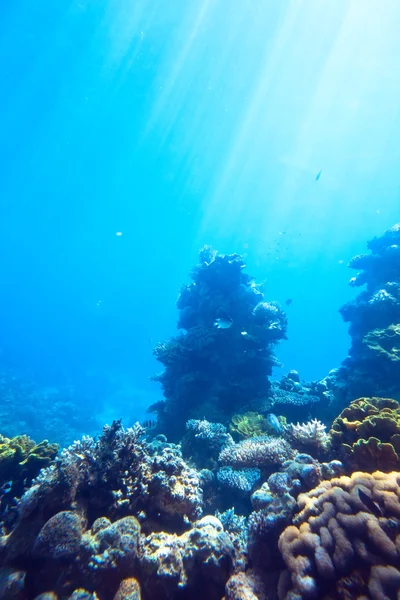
[0,0,399,427]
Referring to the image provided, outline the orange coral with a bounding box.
[278,471,400,599]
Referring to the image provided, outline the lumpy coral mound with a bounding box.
[151,247,287,440]
[278,471,400,600]
[329,396,400,471]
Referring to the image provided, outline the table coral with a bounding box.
[265,374,322,422]
[278,471,400,600]
[219,436,295,469]
[330,396,400,471]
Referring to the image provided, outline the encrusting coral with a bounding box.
[329,396,400,471]
[278,471,400,600]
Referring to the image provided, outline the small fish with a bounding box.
[241,331,258,342]
[266,413,282,434]
[142,420,157,430]
[315,169,322,181]
[214,316,233,329]
[285,299,293,306]
[357,488,382,516]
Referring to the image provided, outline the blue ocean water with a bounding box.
[0,0,399,441]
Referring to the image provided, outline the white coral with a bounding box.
[288,419,329,448]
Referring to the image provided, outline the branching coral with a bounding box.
[219,436,295,469]
[217,467,261,496]
[285,419,330,453]
[181,419,234,469]
[329,396,400,471]
[278,471,400,600]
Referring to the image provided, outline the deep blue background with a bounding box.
[1,0,399,430]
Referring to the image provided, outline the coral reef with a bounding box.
[0,368,102,447]
[247,455,345,571]
[151,247,287,440]
[0,422,213,599]
[217,467,261,500]
[229,412,269,439]
[219,436,295,469]
[337,223,400,401]
[364,323,400,362]
[284,419,330,456]
[264,373,323,422]
[330,396,400,471]
[181,419,234,469]
[278,471,400,600]
[140,515,235,600]
[0,433,58,519]
[224,568,271,600]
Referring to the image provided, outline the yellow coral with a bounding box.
[0,433,58,488]
[330,397,400,472]
[229,412,268,438]
[364,323,400,362]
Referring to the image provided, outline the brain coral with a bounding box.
[329,397,400,471]
[278,471,400,600]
